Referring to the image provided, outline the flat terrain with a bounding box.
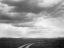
[0,38,64,48]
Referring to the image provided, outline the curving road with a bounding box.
[18,43,29,48]
[25,43,34,48]
[18,43,34,48]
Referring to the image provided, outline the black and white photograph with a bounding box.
[0,0,64,48]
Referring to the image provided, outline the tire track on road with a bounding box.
[18,43,34,48]
[25,43,34,48]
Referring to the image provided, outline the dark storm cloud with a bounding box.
[0,0,64,24]
[1,0,46,14]
[0,1,35,24]
[50,2,64,18]
[1,0,64,15]
[0,0,64,38]
[0,12,33,23]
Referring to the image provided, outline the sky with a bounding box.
[0,0,64,38]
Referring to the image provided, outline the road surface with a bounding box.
[18,43,34,48]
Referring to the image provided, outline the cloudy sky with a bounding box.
[0,0,64,38]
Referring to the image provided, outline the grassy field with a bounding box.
[0,38,64,48]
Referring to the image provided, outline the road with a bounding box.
[18,43,34,48]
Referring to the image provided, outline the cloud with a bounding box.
[0,2,15,15]
[1,0,63,14]
[0,12,35,23]
[37,0,63,7]
[28,20,64,38]
[1,0,24,2]
[0,2,35,23]
[25,12,64,38]
[0,12,64,38]
[0,0,52,13]
[11,0,23,2]
[0,0,64,38]
[0,23,30,38]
